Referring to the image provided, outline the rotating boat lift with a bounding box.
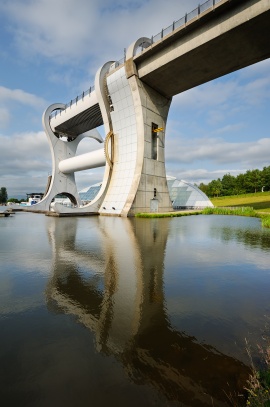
[18,0,270,216]
[28,38,173,217]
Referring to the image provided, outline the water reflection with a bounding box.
[46,216,249,406]
[209,215,270,251]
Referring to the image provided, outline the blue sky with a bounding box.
[0,0,269,198]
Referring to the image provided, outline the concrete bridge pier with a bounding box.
[99,38,173,216]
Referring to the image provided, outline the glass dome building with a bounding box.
[79,178,213,210]
[79,182,102,204]
[167,176,213,209]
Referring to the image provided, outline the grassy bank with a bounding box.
[261,216,270,228]
[136,192,270,228]
[212,191,270,213]
[136,209,270,228]
[204,192,270,228]
[242,336,270,407]
[202,206,258,217]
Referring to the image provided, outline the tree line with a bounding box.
[0,187,8,204]
[199,166,270,197]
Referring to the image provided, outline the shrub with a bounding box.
[202,207,257,217]
[261,216,270,229]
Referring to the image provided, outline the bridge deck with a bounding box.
[134,0,270,98]
[50,90,103,137]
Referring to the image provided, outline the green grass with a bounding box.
[202,206,258,217]
[244,338,270,407]
[212,191,270,213]
[261,216,270,228]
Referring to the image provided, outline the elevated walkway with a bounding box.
[50,88,103,137]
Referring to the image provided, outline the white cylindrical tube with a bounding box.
[59,149,105,174]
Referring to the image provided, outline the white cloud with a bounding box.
[0,86,47,109]
[243,76,270,106]
[167,167,246,184]
[0,0,199,63]
[174,80,237,110]
[0,0,99,61]
[0,131,50,175]
[214,123,246,135]
[0,107,10,128]
[173,71,270,113]
[166,136,270,167]
[75,168,105,192]
[238,58,270,79]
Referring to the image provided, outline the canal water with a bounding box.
[0,212,270,407]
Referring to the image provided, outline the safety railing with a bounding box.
[50,0,223,119]
[50,85,95,119]
[133,0,224,56]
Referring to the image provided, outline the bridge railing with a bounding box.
[133,0,224,55]
[50,0,223,120]
[50,85,96,119]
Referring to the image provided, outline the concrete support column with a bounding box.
[125,68,173,215]
[99,38,173,216]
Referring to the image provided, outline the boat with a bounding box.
[20,194,43,206]
[0,208,14,217]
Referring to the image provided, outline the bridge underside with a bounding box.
[53,103,103,137]
[135,0,270,98]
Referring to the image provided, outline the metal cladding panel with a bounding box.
[54,103,103,137]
